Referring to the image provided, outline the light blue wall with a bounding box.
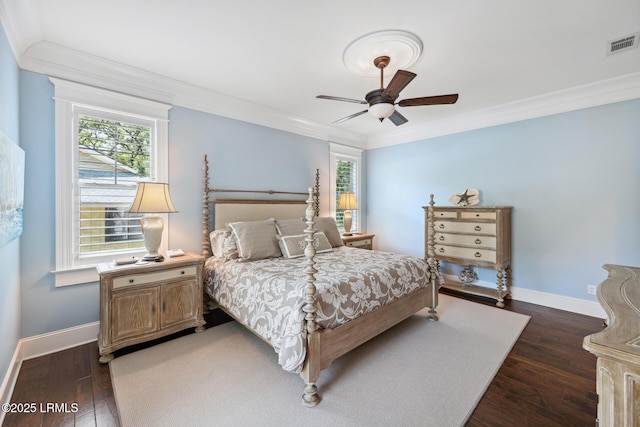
[0,23,21,385]
[167,106,331,254]
[18,74,330,337]
[367,99,640,300]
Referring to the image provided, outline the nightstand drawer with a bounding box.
[113,266,197,290]
[346,238,372,248]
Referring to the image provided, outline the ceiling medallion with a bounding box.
[343,30,423,78]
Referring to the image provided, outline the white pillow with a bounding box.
[278,232,332,259]
[209,229,238,260]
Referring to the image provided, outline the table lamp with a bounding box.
[337,192,358,236]
[128,182,178,261]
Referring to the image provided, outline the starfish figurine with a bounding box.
[457,189,472,205]
[447,188,480,206]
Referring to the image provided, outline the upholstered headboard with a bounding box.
[213,199,307,230]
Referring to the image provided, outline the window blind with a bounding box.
[335,159,358,230]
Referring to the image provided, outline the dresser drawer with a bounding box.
[460,211,496,220]
[435,221,497,235]
[435,233,497,249]
[433,210,458,219]
[113,266,197,290]
[435,245,497,263]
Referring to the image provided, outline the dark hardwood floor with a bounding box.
[3,293,604,427]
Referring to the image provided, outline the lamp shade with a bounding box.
[128,182,178,213]
[368,103,395,119]
[337,192,358,210]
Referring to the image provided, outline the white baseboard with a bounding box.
[20,321,99,361]
[1,321,99,423]
[0,342,23,426]
[443,274,606,319]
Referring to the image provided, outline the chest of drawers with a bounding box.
[424,200,512,307]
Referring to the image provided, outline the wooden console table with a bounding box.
[583,264,640,427]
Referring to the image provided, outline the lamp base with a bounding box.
[343,210,353,236]
[140,214,165,262]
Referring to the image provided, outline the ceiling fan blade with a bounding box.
[388,110,408,126]
[381,70,416,100]
[316,95,367,104]
[333,110,368,124]
[398,94,459,107]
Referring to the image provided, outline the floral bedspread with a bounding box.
[203,246,434,373]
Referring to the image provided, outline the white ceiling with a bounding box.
[2,0,640,148]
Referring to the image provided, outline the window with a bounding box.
[329,143,363,232]
[51,78,171,286]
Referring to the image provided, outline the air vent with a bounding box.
[607,32,640,56]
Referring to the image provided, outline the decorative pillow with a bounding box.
[228,219,281,261]
[278,232,332,259]
[209,229,228,258]
[315,217,344,247]
[275,218,306,236]
[276,216,344,247]
[209,229,238,260]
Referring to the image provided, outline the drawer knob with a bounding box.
[181,270,185,275]
[475,239,481,245]
[129,279,134,283]
[475,252,481,258]
[439,248,445,253]
[476,214,480,217]
[439,236,445,241]
[439,224,445,229]
[474,226,481,231]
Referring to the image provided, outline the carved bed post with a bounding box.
[314,168,320,218]
[301,186,321,407]
[202,154,211,258]
[426,194,439,321]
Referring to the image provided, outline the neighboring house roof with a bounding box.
[78,146,144,205]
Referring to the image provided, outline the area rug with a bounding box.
[110,295,529,427]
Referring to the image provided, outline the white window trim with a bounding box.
[329,142,363,232]
[50,78,171,286]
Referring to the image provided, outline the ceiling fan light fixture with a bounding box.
[368,103,395,119]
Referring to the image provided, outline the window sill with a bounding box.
[51,266,99,287]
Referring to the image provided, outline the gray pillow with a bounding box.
[278,232,332,259]
[228,219,281,261]
[276,216,344,248]
[275,217,306,236]
[315,217,344,247]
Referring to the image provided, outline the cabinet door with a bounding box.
[161,280,198,328]
[112,288,159,342]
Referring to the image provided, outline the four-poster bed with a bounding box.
[200,154,440,406]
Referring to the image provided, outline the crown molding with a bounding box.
[0,0,41,61]
[19,41,368,149]
[3,1,638,152]
[367,71,640,149]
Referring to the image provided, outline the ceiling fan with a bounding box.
[317,55,458,126]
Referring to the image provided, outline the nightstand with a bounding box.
[96,253,205,363]
[342,233,375,250]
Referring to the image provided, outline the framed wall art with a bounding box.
[0,131,25,247]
